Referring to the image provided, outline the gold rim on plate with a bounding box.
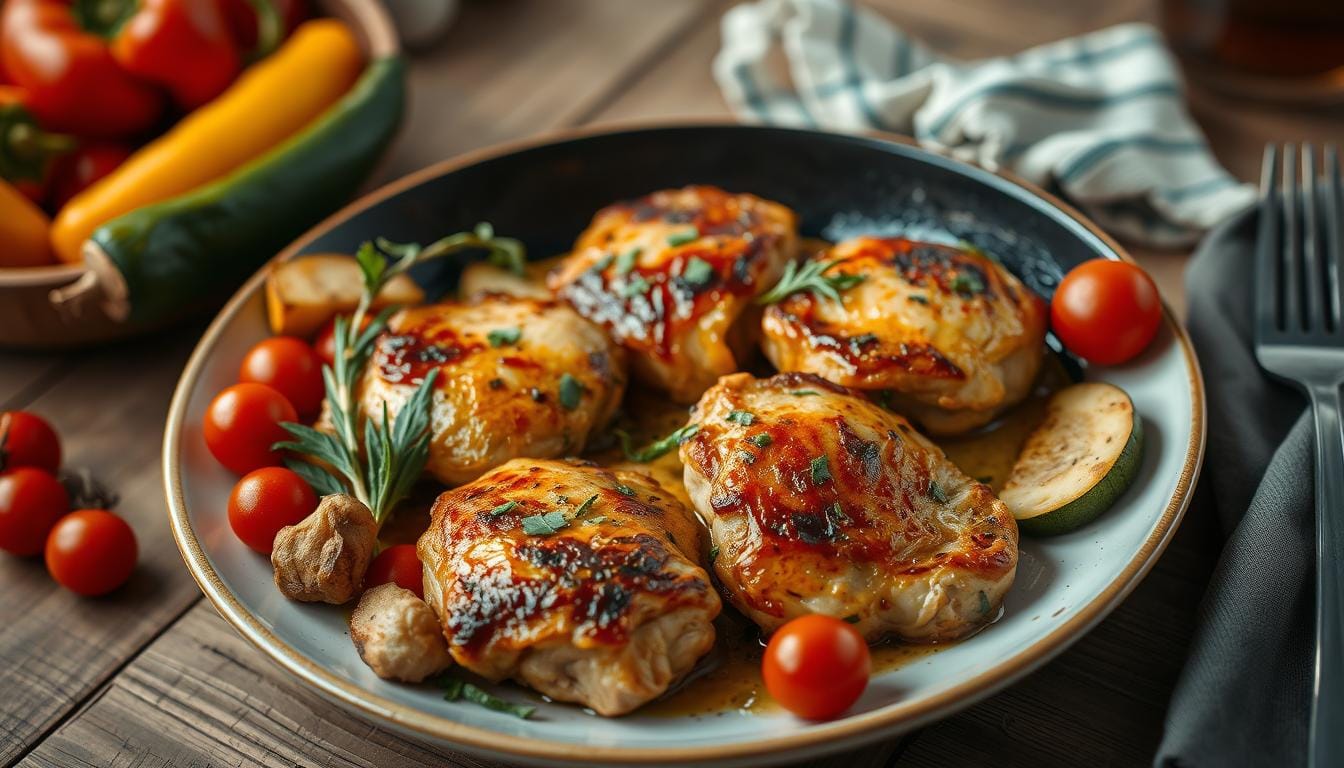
[163,121,1206,766]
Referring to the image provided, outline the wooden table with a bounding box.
[2,1,1339,766]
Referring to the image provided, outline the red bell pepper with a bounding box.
[49,140,133,208]
[112,0,241,109]
[0,0,163,137]
[219,0,305,56]
[0,85,76,204]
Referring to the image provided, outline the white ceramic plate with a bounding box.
[165,124,1204,767]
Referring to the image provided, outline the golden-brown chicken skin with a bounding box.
[418,458,721,716]
[761,237,1047,435]
[358,295,625,486]
[548,185,798,403]
[680,372,1017,643]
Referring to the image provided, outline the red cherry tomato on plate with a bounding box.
[762,614,871,720]
[1050,259,1162,366]
[365,544,424,598]
[0,410,61,473]
[313,314,371,367]
[0,467,69,556]
[45,509,137,596]
[238,336,325,416]
[228,466,318,554]
[203,383,297,475]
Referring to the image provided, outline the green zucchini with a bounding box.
[999,382,1143,536]
[88,55,405,324]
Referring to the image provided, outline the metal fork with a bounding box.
[1255,144,1344,768]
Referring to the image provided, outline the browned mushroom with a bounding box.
[271,494,377,604]
[350,583,453,682]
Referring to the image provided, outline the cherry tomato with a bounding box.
[238,336,325,416]
[49,142,134,209]
[227,466,317,554]
[365,544,424,598]
[45,509,137,596]
[0,468,69,556]
[0,410,61,473]
[313,314,371,367]
[203,383,297,475]
[1051,259,1162,366]
[762,615,871,720]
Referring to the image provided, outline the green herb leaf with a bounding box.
[978,590,991,615]
[584,515,609,526]
[680,256,714,287]
[621,274,651,298]
[487,327,521,347]
[614,484,636,497]
[810,456,832,485]
[748,433,773,448]
[952,272,985,295]
[282,458,346,497]
[462,683,534,718]
[488,500,518,517]
[522,511,569,535]
[908,294,929,305]
[757,258,866,306]
[590,254,614,273]
[666,226,699,246]
[708,545,720,562]
[615,247,641,275]
[616,423,700,463]
[558,373,583,410]
[574,493,599,518]
[439,675,465,701]
[928,479,949,503]
[789,389,819,397]
[849,333,878,352]
[725,410,755,426]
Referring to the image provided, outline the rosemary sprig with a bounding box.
[274,225,525,524]
[757,258,865,305]
[615,423,700,463]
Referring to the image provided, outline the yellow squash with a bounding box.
[50,19,364,264]
[0,179,54,267]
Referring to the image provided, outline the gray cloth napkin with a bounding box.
[1156,209,1314,766]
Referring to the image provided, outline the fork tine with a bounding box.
[1326,144,1343,333]
[1256,145,1281,337]
[1284,143,1303,332]
[1303,144,1328,333]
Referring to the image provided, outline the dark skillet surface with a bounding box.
[291,125,1118,305]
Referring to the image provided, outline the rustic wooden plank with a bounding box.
[0,356,68,411]
[0,329,207,766]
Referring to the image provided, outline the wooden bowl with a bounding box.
[0,0,399,350]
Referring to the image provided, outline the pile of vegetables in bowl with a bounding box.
[0,0,403,342]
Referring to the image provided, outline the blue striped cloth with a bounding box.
[713,0,1255,247]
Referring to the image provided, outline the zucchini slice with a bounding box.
[999,382,1143,536]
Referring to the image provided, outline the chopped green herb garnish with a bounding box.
[522,511,569,535]
[951,272,985,295]
[615,247,641,275]
[558,373,583,410]
[709,545,720,562]
[978,590,991,615]
[908,294,929,305]
[738,450,757,464]
[827,501,851,524]
[725,409,755,426]
[461,682,536,719]
[757,258,866,305]
[666,226,699,246]
[748,433,773,448]
[615,483,636,497]
[616,423,700,463]
[789,389,819,396]
[680,256,714,286]
[849,333,878,352]
[440,675,465,700]
[583,515,609,526]
[928,479,948,503]
[621,274,651,297]
[487,500,518,517]
[591,255,614,273]
[810,456,832,485]
[574,493,599,518]
[487,327,521,347]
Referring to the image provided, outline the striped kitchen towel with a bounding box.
[713,0,1255,247]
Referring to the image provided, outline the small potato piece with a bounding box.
[266,254,426,337]
[272,494,377,604]
[457,261,552,301]
[350,584,453,682]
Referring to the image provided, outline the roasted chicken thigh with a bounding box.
[549,185,798,403]
[418,458,721,716]
[359,295,625,486]
[761,237,1047,434]
[680,372,1018,643]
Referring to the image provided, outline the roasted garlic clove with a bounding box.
[350,583,453,682]
[271,494,377,603]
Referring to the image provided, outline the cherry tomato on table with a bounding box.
[203,382,297,475]
[0,410,61,473]
[365,544,424,598]
[45,509,137,596]
[239,336,325,416]
[228,466,317,554]
[762,614,871,720]
[0,467,69,556]
[1050,259,1162,366]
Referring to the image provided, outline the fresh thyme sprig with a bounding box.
[756,258,865,305]
[274,224,525,524]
